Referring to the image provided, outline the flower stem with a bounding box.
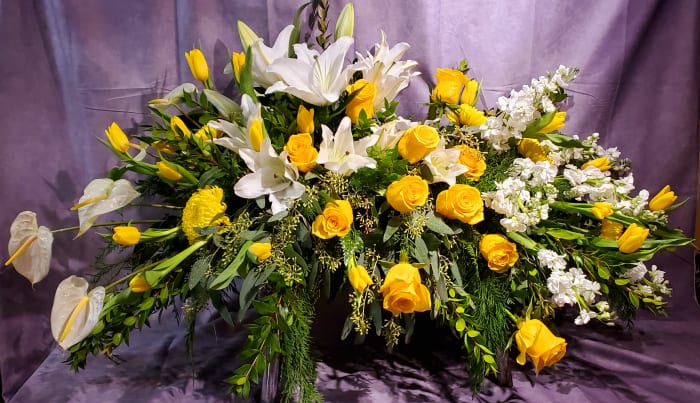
[102,258,167,291]
[51,220,164,234]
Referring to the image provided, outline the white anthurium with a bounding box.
[317,117,378,176]
[234,138,305,214]
[266,36,355,106]
[73,179,140,237]
[371,117,416,151]
[354,31,419,110]
[50,276,105,350]
[210,95,265,153]
[423,138,468,185]
[237,24,295,88]
[5,211,53,285]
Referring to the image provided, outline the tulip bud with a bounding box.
[297,105,315,134]
[231,52,246,83]
[581,157,611,172]
[105,122,130,153]
[617,223,649,253]
[184,48,209,83]
[591,202,614,220]
[538,111,566,133]
[170,116,191,138]
[237,21,260,50]
[249,242,272,261]
[649,185,677,211]
[129,274,151,293]
[112,226,141,246]
[334,2,355,40]
[156,161,183,181]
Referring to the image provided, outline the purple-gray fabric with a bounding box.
[1,0,698,402]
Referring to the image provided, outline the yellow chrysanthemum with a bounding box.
[181,186,230,244]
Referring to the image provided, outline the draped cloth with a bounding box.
[1,0,698,401]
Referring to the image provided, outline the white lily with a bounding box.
[210,94,265,152]
[234,138,305,214]
[236,23,295,88]
[423,138,468,185]
[354,32,419,110]
[317,117,377,176]
[50,276,105,349]
[5,211,53,285]
[371,117,416,151]
[73,179,140,237]
[266,37,355,106]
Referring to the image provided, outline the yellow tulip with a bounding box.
[232,51,246,82]
[171,116,191,138]
[538,111,566,133]
[297,105,315,134]
[105,122,130,153]
[249,242,272,261]
[249,119,264,152]
[599,219,624,240]
[649,185,677,211]
[582,157,611,172]
[348,264,373,293]
[591,202,614,220]
[515,319,567,374]
[129,274,151,293]
[112,226,141,246]
[156,161,183,181]
[185,48,209,83]
[617,223,649,253]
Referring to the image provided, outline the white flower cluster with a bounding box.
[479,65,578,150]
[629,264,671,300]
[482,158,558,232]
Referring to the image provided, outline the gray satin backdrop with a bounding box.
[1,0,699,402]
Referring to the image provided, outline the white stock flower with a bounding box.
[5,211,53,285]
[317,117,377,175]
[537,249,568,272]
[423,138,467,185]
[623,262,648,283]
[74,179,140,237]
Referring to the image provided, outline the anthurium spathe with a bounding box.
[317,116,377,176]
[5,211,53,285]
[234,137,305,214]
[50,276,105,349]
[266,36,355,105]
[72,178,140,237]
[237,23,294,88]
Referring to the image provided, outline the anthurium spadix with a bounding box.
[234,137,305,214]
[236,22,294,88]
[50,276,105,350]
[266,36,355,106]
[317,116,378,176]
[72,179,140,237]
[5,211,53,285]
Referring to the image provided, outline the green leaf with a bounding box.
[341,314,353,340]
[145,240,208,286]
[188,257,210,290]
[597,265,611,280]
[426,213,455,235]
[545,228,586,240]
[455,318,466,333]
[370,301,383,336]
[202,89,241,119]
[413,237,429,263]
[209,241,253,290]
[123,317,137,326]
[467,330,480,338]
[614,278,630,285]
[483,355,496,365]
[404,314,415,344]
[384,216,402,242]
[629,292,640,308]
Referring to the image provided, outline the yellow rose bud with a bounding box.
[348,264,373,293]
[538,111,566,133]
[649,185,677,211]
[112,226,141,246]
[311,200,354,239]
[156,161,183,181]
[447,104,487,127]
[345,79,376,123]
[297,105,315,134]
[591,202,614,220]
[185,48,209,83]
[284,133,318,173]
[452,145,486,181]
[617,223,649,253]
[386,176,429,213]
[232,51,246,82]
[249,242,272,261]
[379,263,431,316]
[435,184,484,225]
[105,122,130,153]
[249,119,264,152]
[129,274,151,293]
[581,157,611,172]
[431,68,477,105]
[599,219,624,240]
[517,138,550,163]
[479,234,518,273]
[171,116,191,139]
[397,125,440,164]
[515,319,567,374]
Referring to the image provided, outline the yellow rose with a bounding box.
[379,263,431,316]
[599,219,624,240]
[185,48,209,83]
[479,234,518,273]
[649,185,677,211]
[249,242,272,261]
[386,176,429,213]
[431,68,478,105]
[617,223,649,253]
[447,104,487,127]
[538,111,566,133]
[311,200,354,239]
[591,202,614,220]
[517,138,550,163]
[156,161,183,181]
[348,264,373,293]
[105,122,130,153]
[515,319,567,374]
[297,105,315,134]
[345,79,376,123]
[129,274,151,293]
[397,125,439,164]
[284,133,318,173]
[435,184,484,225]
[231,51,245,82]
[171,115,191,139]
[453,145,486,181]
[112,226,141,246]
[581,157,611,172]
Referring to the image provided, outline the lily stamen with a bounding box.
[4,235,38,266]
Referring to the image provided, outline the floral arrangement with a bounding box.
[4,2,692,401]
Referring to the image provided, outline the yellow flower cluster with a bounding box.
[181,186,231,244]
